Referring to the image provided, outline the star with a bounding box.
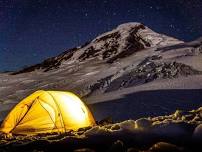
[3,47,10,52]
[127,10,131,13]
[103,0,108,4]
[155,6,161,10]
[17,37,23,41]
[32,53,37,57]
[1,0,202,72]
[176,28,181,32]
[169,24,175,29]
[112,12,117,16]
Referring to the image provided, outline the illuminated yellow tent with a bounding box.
[0,90,95,135]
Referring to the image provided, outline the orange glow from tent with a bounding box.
[0,90,96,135]
[56,92,90,127]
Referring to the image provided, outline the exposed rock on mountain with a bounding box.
[12,47,78,74]
[87,61,202,95]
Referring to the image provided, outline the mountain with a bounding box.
[12,22,182,74]
[0,22,202,121]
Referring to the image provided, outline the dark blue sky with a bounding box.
[0,0,202,72]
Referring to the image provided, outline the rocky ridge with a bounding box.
[87,60,202,96]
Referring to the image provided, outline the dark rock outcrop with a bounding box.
[87,61,202,95]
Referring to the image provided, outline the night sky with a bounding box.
[0,0,202,72]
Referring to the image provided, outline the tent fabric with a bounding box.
[0,90,95,135]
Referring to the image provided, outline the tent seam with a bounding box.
[10,97,38,133]
[38,99,58,132]
[47,91,66,133]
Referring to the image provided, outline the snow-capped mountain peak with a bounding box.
[13,22,184,74]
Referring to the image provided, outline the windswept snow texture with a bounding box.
[1,107,202,152]
[0,22,202,122]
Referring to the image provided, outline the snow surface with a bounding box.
[0,107,202,151]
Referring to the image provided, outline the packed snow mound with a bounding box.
[0,107,202,152]
[85,108,202,136]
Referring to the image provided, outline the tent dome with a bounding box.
[0,90,95,135]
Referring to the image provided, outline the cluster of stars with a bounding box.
[0,0,202,71]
